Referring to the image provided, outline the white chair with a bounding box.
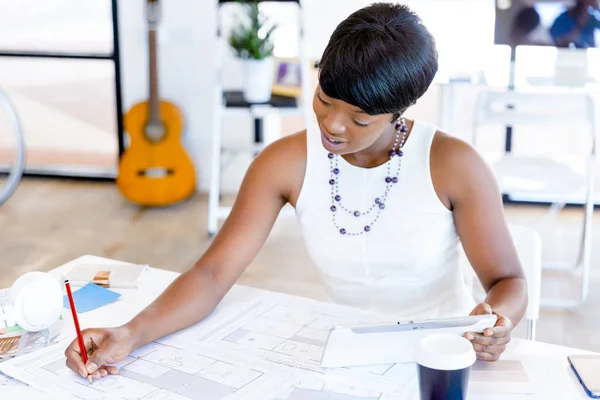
[472,90,596,310]
[459,223,542,341]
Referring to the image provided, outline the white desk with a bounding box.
[2,255,598,399]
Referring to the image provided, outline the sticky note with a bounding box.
[63,283,121,313]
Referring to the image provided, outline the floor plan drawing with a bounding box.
[269,373,418,400]
[0,290,423,399]
[219,304,337,364]
[159,292,420,386]
[1,370,27,387]
[0,340,300,400]
[162,293,387,369]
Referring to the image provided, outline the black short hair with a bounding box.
[318,3,438,120]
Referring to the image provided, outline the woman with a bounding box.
[66,3,527,380]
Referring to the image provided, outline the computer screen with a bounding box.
[495,0,600,48]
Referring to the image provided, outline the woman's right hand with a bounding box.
[64,325,137,381]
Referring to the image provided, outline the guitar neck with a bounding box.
[148,28,161,127]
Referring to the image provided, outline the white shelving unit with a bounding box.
[208,0,311,236]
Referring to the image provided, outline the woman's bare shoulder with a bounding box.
[251,129,307,204]
[258,129,307,169]
[431,130,478,162]
[430,130,496,209]
[264,129,307,157]
[431,130,492,173]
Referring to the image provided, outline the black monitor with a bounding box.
[495,0,600,48]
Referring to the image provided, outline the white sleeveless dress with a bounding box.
[295,115,476,320]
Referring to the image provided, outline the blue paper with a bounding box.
[63,283,121,313]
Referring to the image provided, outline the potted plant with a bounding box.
[228,0,277,103]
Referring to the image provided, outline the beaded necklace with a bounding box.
[328,118,408,235]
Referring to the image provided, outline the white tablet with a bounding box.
[320,314,497,368]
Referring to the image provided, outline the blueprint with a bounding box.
[161,290,381,364]
[158,291,417,387]
[271,373,417,400]
[0,338,414,400]
[0,339,305,400]
[0,289,422,399]
[0,370,27,387]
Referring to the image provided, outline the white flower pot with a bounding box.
[242,57,274,103]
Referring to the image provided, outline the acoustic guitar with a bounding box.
[117,0,196,206]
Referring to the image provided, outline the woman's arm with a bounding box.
[431,132,528,361]
[65,132,308,379]
[126,132,307,348]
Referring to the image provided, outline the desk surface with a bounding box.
[3,255,598,399]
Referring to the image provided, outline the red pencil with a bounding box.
[64,280,89,374]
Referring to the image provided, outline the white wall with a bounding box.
[118,0,216,190]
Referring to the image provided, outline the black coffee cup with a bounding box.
[415,333,476,400]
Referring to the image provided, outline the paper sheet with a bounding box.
[157,290,423,399]
[0,338,410,400]
[0,289,417,399]
[63,283,121,313]
[1,370,27,387]
[159,289,418,386]
[0,288,557,399]
[0,371,53,400]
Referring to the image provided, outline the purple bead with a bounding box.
[328,153,334,159]
[379,203,385,209]
[364,226,371,232]
[329,179,335,185]
[340,228,346,235]
[395,123,401,130]
[375,198,381,204]
[401,124,408,133]
[330,205,337,212]
[397,150,404,157]
[335,195,341,202]
[333,168,340,175]
[392,177,398,183]
[389,150,396,157]
[385,177,392,183]
[354,211,360,217]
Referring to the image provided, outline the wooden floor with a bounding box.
[2,177,600,353]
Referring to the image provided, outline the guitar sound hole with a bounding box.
[137,168,175,178]
[145,122,166,143]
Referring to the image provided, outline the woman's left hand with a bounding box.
[465,303,513,362]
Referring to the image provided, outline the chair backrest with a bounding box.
[458,223,542,322]
[473,91,596,129]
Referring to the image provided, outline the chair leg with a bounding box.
[542,162,595,310]
[577,160,595,305]
[527,319,536,341]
